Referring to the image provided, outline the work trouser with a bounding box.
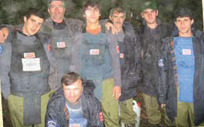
[142,93,161,124]
[8,91,53,127]
[120,98,137,124]
[101,78,120,127]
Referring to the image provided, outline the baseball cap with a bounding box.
[140,1,157,13]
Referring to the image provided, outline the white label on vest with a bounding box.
[182,49,191,55]
[56,42,66,48]
[120,53,124,59]
[24,52,36,58]
[90,49,99,55]
[22,58,41,71]
[69,124,80,127]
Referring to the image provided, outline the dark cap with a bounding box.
[174,8,193,20]
[140,0,157,13]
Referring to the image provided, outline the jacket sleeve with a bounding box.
[88,96,104,127]
[157,37,170,104]
[45,94,66,127]
[106,31,122,86]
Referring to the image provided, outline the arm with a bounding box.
[107,31,122,100]
[157,38,170,106]
[88,96,104,127]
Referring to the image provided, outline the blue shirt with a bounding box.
[174,37,194,102]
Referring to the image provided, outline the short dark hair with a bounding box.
[110,7,126,17]
[61,72,82,86]
[83,0,101,14]
[25,8,45,19]
[174,8,194,20]
[48,0,65,9]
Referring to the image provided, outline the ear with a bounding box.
[155,10,159,16]
[23,16,27,23]
[141,13,144,18]
[48,8,51,15]
[191,19,194,25]
[109,15,112,21]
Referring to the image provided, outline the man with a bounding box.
[71,1,122,126]
[45,72,103,127]
[137,1,173,126]
[109,7,141,127]
[0,8,53,127]
[158,8,204,127]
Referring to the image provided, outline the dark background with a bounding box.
[0,0,203,30]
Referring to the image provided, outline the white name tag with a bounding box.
[56,42,66,48]
[182,49,191,55]
[69,124,80,127]
[22,58,41,71]
[120,53,124,59]
[90,49,100,55]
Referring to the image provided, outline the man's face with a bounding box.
[84,6,100,24]
[48,1,65,23]
[63,79,83,104]
[141,9,158,25]
[23,15,44,36]
[175,17,194,36]
[109,12,126,30]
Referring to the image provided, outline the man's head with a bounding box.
[22,8,45,36]
[48,0,65,23]
[109,7,126,31]
[61,72,83,104]
[83,0,101,24]
[140,1,158,26]
[174,8,194,37]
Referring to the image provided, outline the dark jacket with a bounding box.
[119,22,141,101]
[45,80,104,127]
[137,19,173,96]
[157,30,204,125]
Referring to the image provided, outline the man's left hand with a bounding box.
[112,86,121,100]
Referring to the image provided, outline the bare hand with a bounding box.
[161,103,166,108]
[0,27,9,43]
[105,22,118,35]
[112,86,121,100]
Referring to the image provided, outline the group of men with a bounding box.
[0,0,204,127]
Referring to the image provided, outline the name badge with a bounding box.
[69,124,80,127]
[24,52,35,58]
[182,49,191,55]
[56,42,66,48]
[22,58,41,71]
[120,53,124,59]
[90,49,100,55]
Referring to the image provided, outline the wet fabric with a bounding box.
[8,91,52,127]
[174,37,194,102]
[101,78,119,127]
[79,32,112,100]
[8,31,50,125]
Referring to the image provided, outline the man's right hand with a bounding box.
[0,27,9,43]
[161,103,166,108]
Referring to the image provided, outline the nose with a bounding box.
[55,7,60,13]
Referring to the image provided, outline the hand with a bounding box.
[161,103,166,108]
[105,22,118,35]
[112,86,121,100]
[0,27,9,43]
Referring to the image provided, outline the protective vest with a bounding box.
[9,31,50,125]
[51,25,73,88]
[79,29,112,100]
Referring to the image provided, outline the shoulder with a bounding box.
[47,88,65,109]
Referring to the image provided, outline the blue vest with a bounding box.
[174,37,194,102]
[79,31,112,100]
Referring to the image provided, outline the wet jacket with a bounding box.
[157,30,204,125]
[45,80,104,127]
[137,19,173,96]
[0,29,53,125]
[41,18,83,90]
[118,22,141,101]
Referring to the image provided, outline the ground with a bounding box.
[2,91,167,127]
